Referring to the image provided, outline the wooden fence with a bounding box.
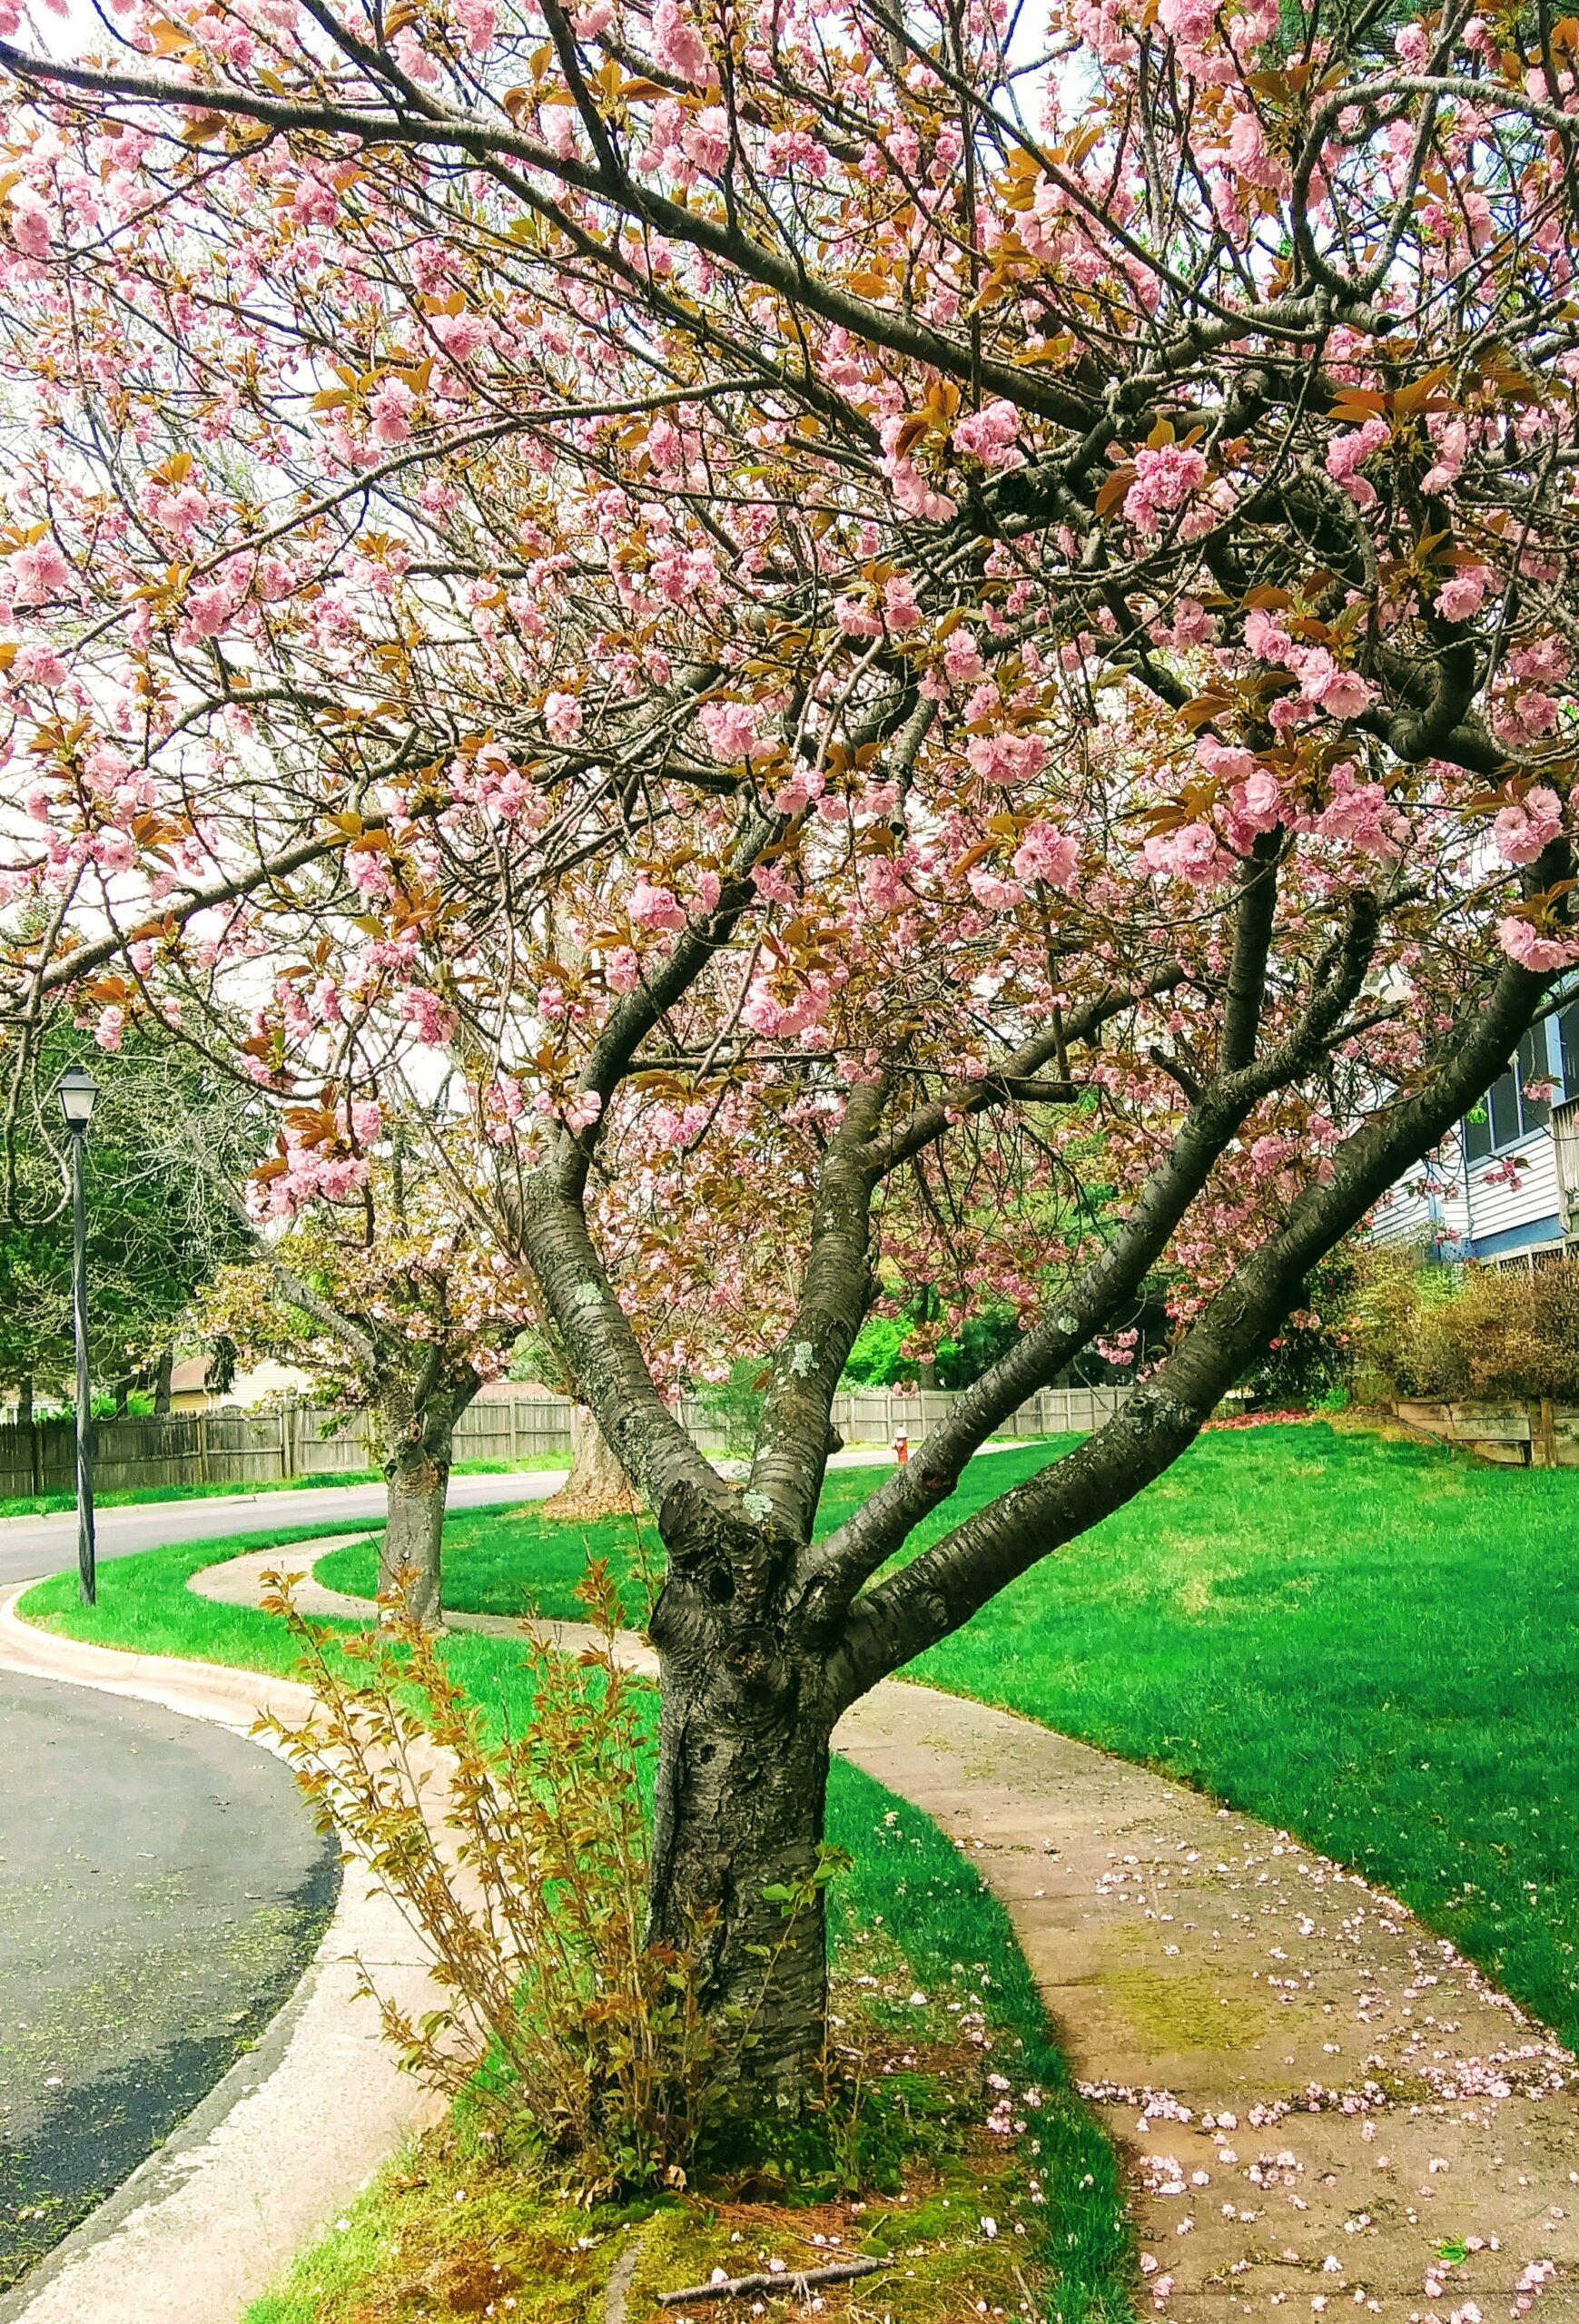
[0,1380,1130,1500]
[1391,1396,1579,1468]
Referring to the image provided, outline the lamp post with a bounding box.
[56,1064,99,1605]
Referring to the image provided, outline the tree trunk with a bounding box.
[540,1403,644,1520]
[114,1375,130,1416]
[16,1375,32,1429]
[378,1381,477,1624]
[646,1496,836,2095]
[153,1347,173,1418]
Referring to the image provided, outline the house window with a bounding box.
[1561,999,1579,1097]
[1463,1024,1554,1160]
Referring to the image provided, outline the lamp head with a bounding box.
[57,1063,100,1134]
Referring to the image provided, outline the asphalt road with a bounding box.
[0,1469,561,1590]
[0,1669,339,2290]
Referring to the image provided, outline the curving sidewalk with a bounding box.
[0,1567,445,2324]
[6,1545,1579,2324]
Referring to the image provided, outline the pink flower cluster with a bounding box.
[952,399,1022,471]
[1124,443,1208,534]
[966,732,1048,787]
[1497,916,1579,973]
[1493,786,1562,867]
[1012,822,1080,890]
[1144,821,1229,887]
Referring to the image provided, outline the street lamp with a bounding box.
[56,1064,99,1604]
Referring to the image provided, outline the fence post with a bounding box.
[510,1397,520,1468]
[196,1410,210,1483]
[1537,1396,1557,1469]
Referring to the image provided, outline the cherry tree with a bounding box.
[205,1117,530,1619]
[3,0,1579,2091]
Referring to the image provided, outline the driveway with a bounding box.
[0,1470,562,1590]
[0,1669,337,2290]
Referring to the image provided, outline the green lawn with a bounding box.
[320,1422,1579,2053]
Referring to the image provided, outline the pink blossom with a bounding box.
[1323,423,1387,507]
[1144,822,1228,886]
[682,107,731,173]
[7,188,53,257]
[431,309,489,359]
[1157,0,1212,38]
[454,0,496,51]
[967,733,1049,787]
[185,580,238,638]
[1225,111,1286,192]
[401,986,457,1044]
[1421,418,1467,493]
[368,378,415,445]
[1317,765,1405,858]
[1124,444,1208,534]
[607,944,641,990]
[629,878,686,931]
[1494,786,1563,865]
[9,539,71,602]
[94,1006,124,1051]
[834,596,883,638]
[943,627,984,684]
[1229,766,1283,832]
[1012,822,1080,890]
[952,399,1021,470]
[1436,566,1492,622]
[1308,659,1374,719]
[883,575,923,630]
[651,0,711,83]
[698,698,765,762]
[966,867,1027,911]
[1497,915,1575,972]
[1497,688,1560,742]
[1196,738,1257,784]
[543,690,583,743]
[11,644,67,687]
[1249,1133,1292,1176]
[1244,606,1293,662]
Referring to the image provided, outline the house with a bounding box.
[1373,998,1579,1264]
[167,1355,314,1411]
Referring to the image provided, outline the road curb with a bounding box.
[0,1585,444,2324]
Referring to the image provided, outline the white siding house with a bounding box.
[1371,1001,1579,1262]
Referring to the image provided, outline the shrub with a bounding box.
[1349,1247,1579,1404]
[256,1561,715,2199]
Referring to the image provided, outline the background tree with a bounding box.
[0,1029,255,1413]
[202,1114,531,1620]
[2,0,1578,2100]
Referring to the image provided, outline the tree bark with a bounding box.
[646,1492,835,2095]
[17,1374,32,1429]
[153,1347,173,1417]
[377,1377,478,1624]
[539,1403,643,1520]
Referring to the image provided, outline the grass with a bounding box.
[19,1520,1130,2324]
[0,1454,568,1521]
[31,1417,1579,2307]
[317,1421,1579,2053]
